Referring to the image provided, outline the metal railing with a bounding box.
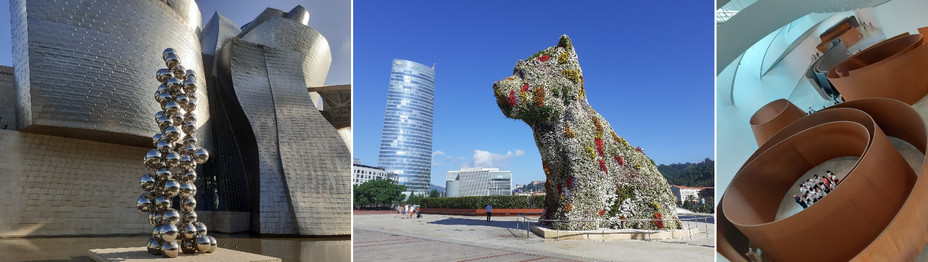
[515,214,713,241]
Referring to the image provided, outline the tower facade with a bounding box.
[377,59,435,194]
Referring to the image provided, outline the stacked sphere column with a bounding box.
[136,48,217,258]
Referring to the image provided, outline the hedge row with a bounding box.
[421,195,545,209]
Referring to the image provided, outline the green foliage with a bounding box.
[353,179,407,209]
[608,185,636,217]
[421,195,544,209]
[681,197,715,214]
[527,50,547,61]
[429,189,441,198]
[658,158,714,187]
[406,193,426,205]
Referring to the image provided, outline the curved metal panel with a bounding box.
[10,0,208,146]
[748,99,806,146]
[719,98,928,261]
[828,33,928,104]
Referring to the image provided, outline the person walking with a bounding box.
[486,203,493,222]
[794,194,807,209]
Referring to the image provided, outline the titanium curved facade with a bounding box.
[378,59,435,194]
[10,0,208,147]
[210,6,350,235]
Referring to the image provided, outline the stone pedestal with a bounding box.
[88,247,280,262]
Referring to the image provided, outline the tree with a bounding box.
[407,193,426,205]
[353,179,407,209]
[429,189,440,197]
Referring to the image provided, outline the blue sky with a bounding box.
[0,0,350,85]
[354,1,715,187]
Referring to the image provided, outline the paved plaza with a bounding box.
[353,212,715,261]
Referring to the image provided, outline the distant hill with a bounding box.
[430,184,445,193]
[658,158,714,187]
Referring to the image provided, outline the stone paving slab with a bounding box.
[354,228,580,262]
[88,247,281,262]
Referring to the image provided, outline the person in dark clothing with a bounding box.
[794,194,807,209]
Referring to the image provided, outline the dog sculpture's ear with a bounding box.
[557,35,573,50]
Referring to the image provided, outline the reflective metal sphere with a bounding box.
[162,48,177,60]
[196,236,210,253]
[163,100,181,116]
[182,170,197,183]
[149,213,158,226]
[180,239,197,253]
[153,224,163,241]
[185,98,198,112]
[163,179,180,197]
[144,150,162,169]
[183,210,198,223]
[155,168,172,180]
[171,114,184,127]
[164,53,180,70]
[183,113,197,125]
[182,121,196,134]
[147,237,161,255]
[186,91,198,101]
[207,236,217,253]
[156,139,172,154]
[180,198,195,212]
[164,152,181,168]
[173,142,187,155]
[156,115,173,133]
[139,173,155,191]
[163,208,181,224]
[156,68,172,83]
[181,223,197,240]
[178,155,194,169]
[136,193,152,213]
[183,78,197,94]
[186,69,196,79]
[154,196,171,211]
[164,127,181,142]
[161,240,180,258]
[161,223,179,242]
[173,65,187,79]
[179,144,195,155]
[174,94,189,107]
[196,222,208,236]
[194,148,209,164]
[152,132,163,147]
[183,136,198,147]
[157,91,173,106]
[179,182,196,198]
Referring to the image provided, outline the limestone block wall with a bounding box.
[0,130,150,237]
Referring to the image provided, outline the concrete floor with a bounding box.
[0,234,349,262]
[353,213,714,262]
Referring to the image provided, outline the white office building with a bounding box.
[353,163,398,186]
[445,167,512,197]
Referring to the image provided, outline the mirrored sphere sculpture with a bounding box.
[138,48,216,257]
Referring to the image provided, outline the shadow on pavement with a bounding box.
[427,217,521,230]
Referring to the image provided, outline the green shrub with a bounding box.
[421,195,545,209]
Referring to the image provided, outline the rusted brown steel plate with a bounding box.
[828,33,928,104]
[720,98,928,261]
[749,99,806,146]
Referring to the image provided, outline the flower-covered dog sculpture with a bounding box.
[493,35,680,230]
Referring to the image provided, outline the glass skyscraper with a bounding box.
[378,59,435,194]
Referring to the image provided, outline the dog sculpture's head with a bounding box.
[494,35,586,126]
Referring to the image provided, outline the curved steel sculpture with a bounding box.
[719,98,928,261]
[138,49,216,258]
[748,99,806,146]
[828,32,928,104]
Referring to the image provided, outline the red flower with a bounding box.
[598,159,608,174]
[615,155,624,165]
[508,90,517,107]
[636,147,643,153]
[598,209,605,216]
[521,84,529,92]
[595,138,604,156]
[652,212,664,229]
[538,55,550,62]
[567,176,573,188]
